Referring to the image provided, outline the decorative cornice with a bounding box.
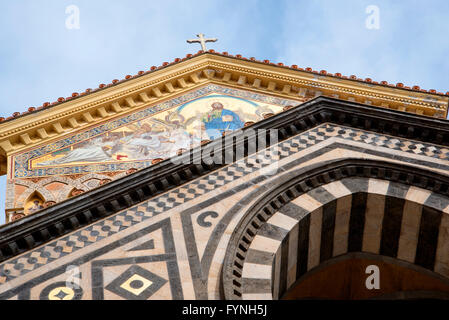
[1,96,449,262]
[205,60,447,111]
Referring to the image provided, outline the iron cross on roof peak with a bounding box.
[186,33,218,51]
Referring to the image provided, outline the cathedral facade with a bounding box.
[0,51,448,299]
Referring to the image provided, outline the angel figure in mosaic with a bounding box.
[190,120,209,145]
[149,114,193,157]
[165,111,186,128]
[110,123,165,160]
[37,135,118,166]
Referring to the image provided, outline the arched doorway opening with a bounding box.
[282,252,449,300]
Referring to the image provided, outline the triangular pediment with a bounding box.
[1,51,448,222]
[0,52,447,160]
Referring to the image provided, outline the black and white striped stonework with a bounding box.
[237,178,449,300]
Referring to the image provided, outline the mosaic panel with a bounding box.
[12,84,301,179]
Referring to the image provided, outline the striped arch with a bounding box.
[222,159,449,300]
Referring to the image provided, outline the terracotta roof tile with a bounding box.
[1,50,447,123]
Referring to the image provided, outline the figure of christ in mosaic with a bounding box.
[201,102,244,139]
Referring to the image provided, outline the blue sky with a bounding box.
[0,0,448,224]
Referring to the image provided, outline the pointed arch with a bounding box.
[16,186,55,208]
